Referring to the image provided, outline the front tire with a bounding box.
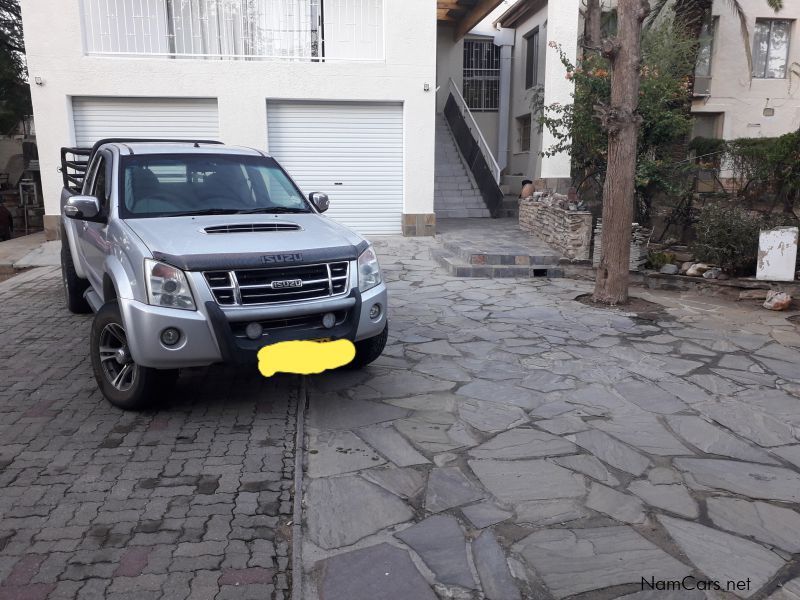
[349,324,388,369]
[90,301,177,410]
[61,237,91,314]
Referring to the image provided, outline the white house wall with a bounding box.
[436,24,464,114]
[473,112,500,159]
[693,0,800,139]
[507,4,548,179]
[22,0,436,237]
[539,0,579,180]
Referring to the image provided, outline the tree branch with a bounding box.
[601,38,621,59]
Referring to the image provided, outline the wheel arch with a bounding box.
[61,218,88,280]
[102,255,135,303]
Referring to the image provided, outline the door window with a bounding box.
[90,155,110,213]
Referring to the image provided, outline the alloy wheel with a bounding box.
[98,322,138,391]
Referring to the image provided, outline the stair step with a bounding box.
[441,240,560,266]
[435,202,487,209]
[434,114,486,213]
[435,209,492,218]
[431,249,563,279]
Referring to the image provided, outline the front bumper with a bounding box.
[120,282,388,368]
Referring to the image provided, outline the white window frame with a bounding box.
[516,114,532,153]
[752,18,793,79]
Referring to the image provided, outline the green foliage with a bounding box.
[725,130,800,207]
[646,251,675,269]
[0,0,31,134]
[688,136,726,159]
[691,203,793,274]
[538,19,697,221]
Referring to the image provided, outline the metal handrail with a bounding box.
[448,78,501,183]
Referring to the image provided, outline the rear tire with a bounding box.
[90,301,177,410]
[349,324,388,369]
[61,235,91,314]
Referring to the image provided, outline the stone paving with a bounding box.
[301,235,800,600]
[0,268,297,599]
[4,231,800,599]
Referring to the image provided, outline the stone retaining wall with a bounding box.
[519,199,593,261]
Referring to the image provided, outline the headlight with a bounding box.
[144,259,196,310]
[358,246,382,292]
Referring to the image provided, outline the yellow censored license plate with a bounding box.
[257,339,355,377]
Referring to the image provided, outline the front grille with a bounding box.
[204,261,350,306]
[230,310,349,339]
[204,223,301,234]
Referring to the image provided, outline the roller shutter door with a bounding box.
[267,101,403,235]
[71,97,219,147]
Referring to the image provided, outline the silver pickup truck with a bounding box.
[60,139,388,410]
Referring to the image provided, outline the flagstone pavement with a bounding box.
[302,235,800,600]
[2,232,800,600]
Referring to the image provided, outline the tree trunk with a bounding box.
[592,0,649,305]
[585,0,603,51]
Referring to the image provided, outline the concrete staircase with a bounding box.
[434,115,491,219]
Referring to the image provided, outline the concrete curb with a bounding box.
[0,265,59,293]
[291,377,308,600]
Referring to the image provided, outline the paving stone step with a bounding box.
[437,198,485,203]
[435,205,489,212]
[431,248,562,278]
[435,197,484,204]
[441,239,560,266]
[435,209,492,218]
[435,203,488,208]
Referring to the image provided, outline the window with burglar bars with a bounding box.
[80,0,384,61]
[463,39,500,112]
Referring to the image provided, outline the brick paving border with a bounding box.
[0,266,301,600]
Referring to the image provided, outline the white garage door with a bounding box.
[267,101,403,235]
[72,97,219,147]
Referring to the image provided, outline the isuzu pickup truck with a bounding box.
[60,139,388,410]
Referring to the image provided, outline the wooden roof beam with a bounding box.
[454,0,504,40]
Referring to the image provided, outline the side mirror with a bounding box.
[309,192,330,213]
[64,195,102,221]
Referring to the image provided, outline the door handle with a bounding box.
[334,182,344,186]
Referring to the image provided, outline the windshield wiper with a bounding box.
[238,207,311,214]
[169,208,244,217]
[168,207,311,217]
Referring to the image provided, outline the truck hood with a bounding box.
[124,214,368,271]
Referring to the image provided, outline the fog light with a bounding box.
[160,327,181,346]
[369,304,381,320]
[322,312,336,329]
[245,322,263,340]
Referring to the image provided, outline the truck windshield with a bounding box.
[119,154,312,218]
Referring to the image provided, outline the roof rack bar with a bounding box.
[88,138,223,156]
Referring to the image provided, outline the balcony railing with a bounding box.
[80,0,385,61]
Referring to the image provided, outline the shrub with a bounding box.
[690,204,793,275]
[646,251,675,270]
[538,18,696,223]
[725,130,800,212]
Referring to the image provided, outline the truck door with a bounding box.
[79,151,113,291]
